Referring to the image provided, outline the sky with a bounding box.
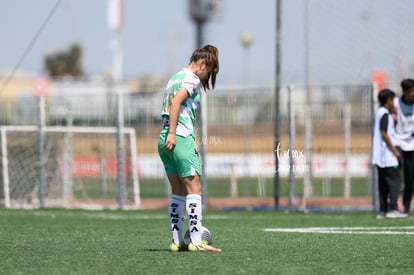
[1,0,414,87]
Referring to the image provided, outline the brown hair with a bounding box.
[189,44,219,90]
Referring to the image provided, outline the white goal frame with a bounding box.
[0,125,140,209]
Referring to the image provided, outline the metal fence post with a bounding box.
[38,95,46,208]
[288,85,296,210]
[344,88,351,198]
[370,83,378,212]
[116,90,124,210]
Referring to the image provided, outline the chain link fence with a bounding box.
[0,78,380,211]
[2,0,413,210]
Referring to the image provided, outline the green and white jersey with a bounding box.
[161,68,201,137]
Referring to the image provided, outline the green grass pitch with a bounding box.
[1,209,414,274]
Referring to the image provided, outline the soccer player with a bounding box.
[394,79,414,215]
[372,89,407,219]
[158,45,221,252]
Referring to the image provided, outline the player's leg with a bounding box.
[158,132,187,251]
[377,167,388,215]
[181,173,203,243]
[174,135,221,252]
[402,151,414,214]
[174,135,203,244]
[387,167,401,211]
[181,174,220,251]
[168,174,187,251]
[385,166,408,218]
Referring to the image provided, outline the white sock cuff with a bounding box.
[171,194,186,203]
[186,194,201,201]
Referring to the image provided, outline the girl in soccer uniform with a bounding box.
[158,45,221,252]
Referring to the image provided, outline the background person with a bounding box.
[394,79,414,215]
[372,89,407,218]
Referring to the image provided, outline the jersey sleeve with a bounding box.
[181,73,200,97]
[379,113,389,132]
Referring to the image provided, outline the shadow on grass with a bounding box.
[143,248,170,252]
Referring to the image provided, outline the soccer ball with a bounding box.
[184,226,212,245]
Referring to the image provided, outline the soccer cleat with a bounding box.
[376,212,385,219]
[169,242,188,252]
[188,240,221,252]
[385,210,409,219]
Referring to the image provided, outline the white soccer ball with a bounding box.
[184,226,212,245]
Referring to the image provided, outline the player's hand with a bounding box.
[394,150,401,159]
[165,133,176,152]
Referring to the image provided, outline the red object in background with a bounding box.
[71,157,102,177]
[71,156,138,178]
[372,71,387,91]
[32,77,49,96]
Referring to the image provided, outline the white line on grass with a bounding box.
[264,226,414,235]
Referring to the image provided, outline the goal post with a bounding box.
[0,125,140,209]
[1,127,11,208]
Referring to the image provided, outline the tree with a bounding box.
[44,43,84,78]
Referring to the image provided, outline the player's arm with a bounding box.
[381,130,400,158]
[164,88,189,152]
[380,113,400,158]
[390,105,398,125]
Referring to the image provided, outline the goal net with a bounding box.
[0,126,140,209]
